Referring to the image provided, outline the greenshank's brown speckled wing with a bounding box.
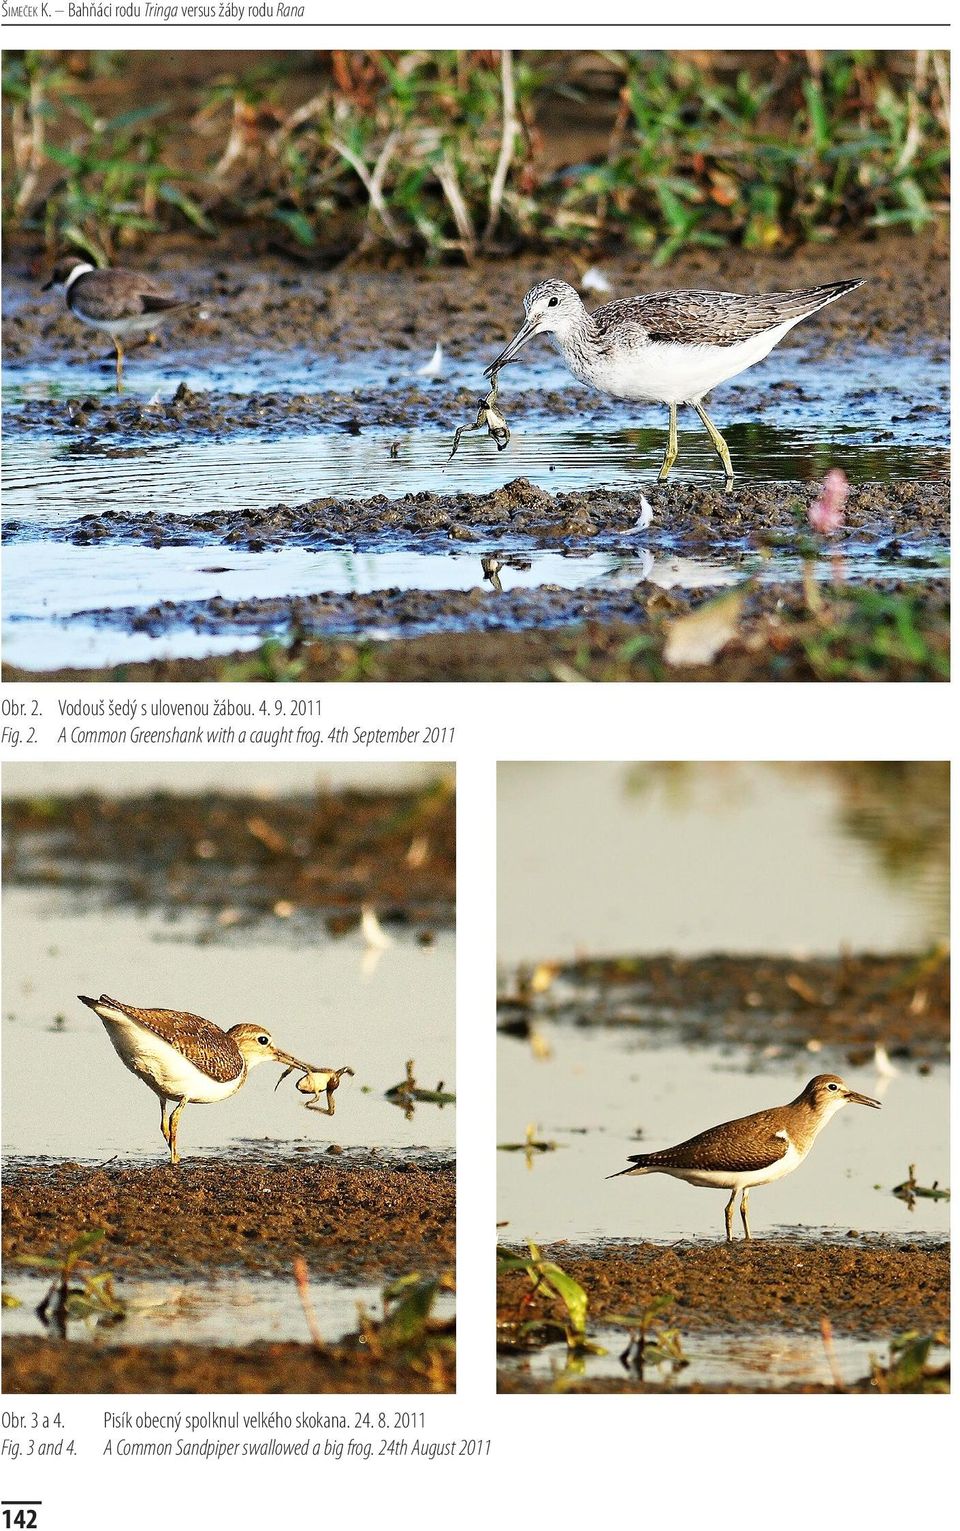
[592,281,862,349]
[81,993,243,1082]
[626,1107,791,1173]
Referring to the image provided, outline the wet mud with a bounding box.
[496,1240,948,1393]
[2,1156,455,1279]
[499,952,950,1060]
[499,1239,948,1335]
[8,578,946,684]
[3,1336,453,1395]
[6,477,949,555]
[4,230,947,368]
[3,1157,455,1393]
[3,234,949,681]
[2,786,456,928]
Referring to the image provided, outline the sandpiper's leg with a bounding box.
[694,402,734,491]
[724,1187,737,1241]
[159,1099,171,1147]
[113,338,125,392]
[167,1096,187,1165]
[740,1188,751,1240]
[657,402,679,482]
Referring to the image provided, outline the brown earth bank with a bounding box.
[6,480,948,555]
[4,231,947,367]
[6,579,947,684]
[2,1157,456,1279]
[2,786,456,927]
[497,1240,949,1335]
[499,952,950,1060]
[2,1336,453,1394]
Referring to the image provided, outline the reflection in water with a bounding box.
[623,762,949,926]
[3,1270,456,1350]
[2,895,455,1159]
[498,762,948,962]
[501,1323,949,1392]
[497,1033,949,1243]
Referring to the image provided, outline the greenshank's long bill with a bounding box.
[609,1073,879,1239]
[43,257,196,390]
[486,277,864,489]
[79,993,304,1163]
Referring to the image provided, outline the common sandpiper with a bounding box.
[79,993,304,1163]
[609,1073,880,1239]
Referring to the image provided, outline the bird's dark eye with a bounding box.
[548,296,559,307]
[828,1082,839,1091]
[257,1034,269,1045]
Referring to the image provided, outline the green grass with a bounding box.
[3,49,949,261]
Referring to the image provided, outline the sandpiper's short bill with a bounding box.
[486,277,864,488]
[44,257,195,390]
[79,993,306,1162]
[609,1074,880,1239]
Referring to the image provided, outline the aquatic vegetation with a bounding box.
[497,1242,603,1355]
[801,586,950,682]
[4,50,948,260]
[385,1059,456,1118]
[870,1331,949,1393]
[608,1294,689,1381]
[891,1164,950,1210]
[12,1228,125,1337]
[497,1124,558,1163]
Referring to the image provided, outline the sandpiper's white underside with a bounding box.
[646,1138,806,1193]
[97,1003,243,1105]
[558,318,798,406]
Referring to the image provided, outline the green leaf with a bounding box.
[272,208,317,247]
[157,182,217,236]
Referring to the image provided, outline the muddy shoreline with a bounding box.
[3,1157,455,1393]
[6,478,949,554]
[3,1336,453,1394]
[2,1156,456,1278]
[496,1241,949,1394]
[7,577,946,684]
[2,786,456,927]
[498,1239,949,1334]
[4,232,948,368]
[3,233,949,684]
[499,952,950,1060]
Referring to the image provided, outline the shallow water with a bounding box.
[5,537,945,673]
[2,891,455,1160]
[3,1270,347,1348]
[2,337,949,667]
[2,1270,453,1350]
[498,762,949,963]
[497,1030,949,1243]
[499,1323,948,1391]
[1,419,947,534]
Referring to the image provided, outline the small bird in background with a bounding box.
[79,993,305,1163]
[43,257,196,390]
[609,1074,880,1240]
